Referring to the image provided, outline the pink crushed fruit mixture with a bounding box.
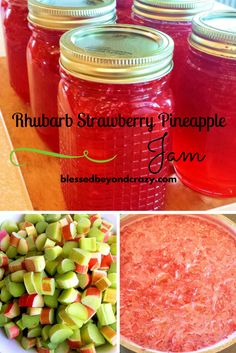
[120,215,236,352]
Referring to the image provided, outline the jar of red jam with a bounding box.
[27,0,116,150]
[117,0,133,23]
[173,11,236,197]
[1,0,31,102]
[132,0,213,86]
[58,24,174,211]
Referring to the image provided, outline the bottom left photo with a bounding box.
[0,213,118,353]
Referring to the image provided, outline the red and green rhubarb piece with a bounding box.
[4,321,20,339]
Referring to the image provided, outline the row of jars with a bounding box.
[1,0,236,211]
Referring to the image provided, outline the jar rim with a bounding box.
[59,24,174,84]
[28,0,116,30]
[189,11,236,59]
[133,0,214,22]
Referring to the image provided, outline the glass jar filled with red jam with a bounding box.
[58,24,174,211]
[132,0,213,85]
[117,0,133,23]
[173,11,236,197]
[1,0,31,102]
[27,0,116,150]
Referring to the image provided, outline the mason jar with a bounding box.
[172,11,236,197]
[58,24,174,211]
[117,0,133,23]
[132,0,213,90]
[27,0,116,150]
[1,0,30,102]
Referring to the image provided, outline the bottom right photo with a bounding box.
[120,214,236,353]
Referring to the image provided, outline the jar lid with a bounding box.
[133,0,214,22]
[60,24,174,84]
[189,11,236,59]
[28,0,116,30]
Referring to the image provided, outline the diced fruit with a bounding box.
[4,302,20,318]
[67,329,82,349]
[81,323,105,347]
[100,326,117,346]
[58,288,79,304]
[77,273,91,289]
[41,278,55,296]
[66,302,88,321]
[81,287,102,311]
[0,230,10,252]
[69,248,91,266]
[88,253,101,271]
[95,276,111,292]
[49,324,73,345]
[0,214,117,351]
[56,271,79,289]
[25,214,45,225]
[79,238,97,252]
[9,257,24,272]
[24,272,37,294]
[22,314,40,329]
[21,336,37,349]
[46,222,62,243]
[40,308,55,325]
[21,336,36,350]
[19,294,44,308]
[79,343,96,353]
[57,259,75,274]
[75,264,88,274]
[4,322,20,339]
[96,304,116,326]
[62,223,77,241]
[0,251,8,267]
[103,288,117,304]
[108,273,117,289]
[1,220,18,234]
[8,282,25,297]
[24,256,46,272]
[45,246,62,261]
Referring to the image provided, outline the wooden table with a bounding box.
[0,57,235,211]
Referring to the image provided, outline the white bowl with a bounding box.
[0,213,118,353]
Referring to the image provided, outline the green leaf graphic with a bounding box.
[10,148,117,167]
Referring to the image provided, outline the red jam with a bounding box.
[1,0,30,102]
[116,0,133,23]
[1,0,8,16]
[131,0,213,92]
[27,25,63,150]
[27,0,116,151]
[58,25,174,211]
[132,14,191,77]
[121,214,236,352]
[173,12,236,197]
[58,74,173,211]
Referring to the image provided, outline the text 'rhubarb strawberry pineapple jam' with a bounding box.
[58,24,174,211]
[120,215,236,352]
[27,0,116,150]
[172,11,236,197]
